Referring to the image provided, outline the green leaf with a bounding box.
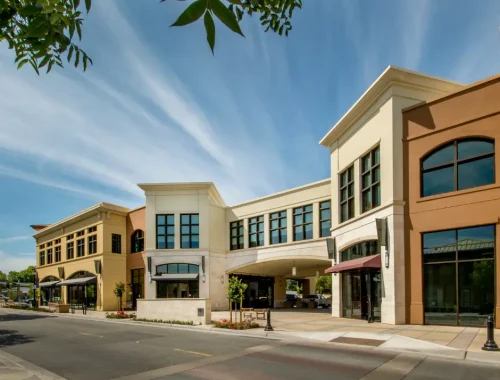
[29,60,40,75]
[18,6,41,16]
[76,22,82,40]
[210,0,244,36]
[85,0,92,13]
[15,54,27,63]
[68,45,74,62]
[171,0,207,27]
[17,59,29,69]
[38,55,51,68]
[204,11,215,54]
[83,55,87,71]
[47,60,54,73]
[75,49,80,68]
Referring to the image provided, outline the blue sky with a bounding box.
[0,0,499,272]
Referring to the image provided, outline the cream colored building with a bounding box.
[34,203,131,311]
[320,67,463,324]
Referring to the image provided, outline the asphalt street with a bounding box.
[1,309,499,380]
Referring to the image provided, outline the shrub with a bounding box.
[105,310,136,319]
[134,318,194,326]
[214,318,260,330]
[1,304,55,313]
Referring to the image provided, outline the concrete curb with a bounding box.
[2,308,500,365]
[0,348,67,380]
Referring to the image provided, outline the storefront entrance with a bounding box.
[342,270,381,321]
[236,275,274,309]
[131,268,144,309]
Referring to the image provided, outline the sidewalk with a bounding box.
[0,349,65,380]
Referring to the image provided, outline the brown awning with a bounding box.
[325,254,381,273]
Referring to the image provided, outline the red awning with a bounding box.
[325,254,381,273]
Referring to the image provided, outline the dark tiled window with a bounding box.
[293,205,313,241]
[112,234,122,254]
[339,165,354,222]
[131,230,145,253]
[40,251,45,266]
[157,215,174,249]
[47,241,53,247]
[67,242,74,259]
[249,216,264,247]
[319,201,331,238]
[88,234,97,254]
[76,230,84,237]
[77,239,85,257]
[230,220,244,250]
[47,248,53,264]
[54,239,61,244]
[55,245,61,262]
[361,146,381,212]
[421,139,494,197]
[88,226,97,233]
[270,211,287,245]
[66,234,74,241]
[181,214,199,249]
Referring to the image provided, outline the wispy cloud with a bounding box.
[0,236,31,244]
[0,250,34,273]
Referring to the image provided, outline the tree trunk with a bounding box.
[240,298,243,323]
[229,300,232,324]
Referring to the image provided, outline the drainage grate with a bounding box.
[330,337,385,347]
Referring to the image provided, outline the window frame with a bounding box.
[230,220,244,250]
[180,214,200,249]
[40,250,45,266]
[131,229,145,253]
[112,234,122,254]
[248,215,264,248]
[47,248,53,264]
[361,146,381,213]
[55,245,61,262]
[269,210,287,245]
[319,200,331,238]
[293,205,313,241]
[339,165,355,223]
[156,215,175,249]
[88,234,97,254]
[421,138,495,197]
[76,238,85,257]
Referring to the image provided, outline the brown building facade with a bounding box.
[404,75,500,328]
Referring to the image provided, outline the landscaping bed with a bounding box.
[134,318,195,326]
[2,304,55,313]
[105,311,136,319]
[213,319,260,330]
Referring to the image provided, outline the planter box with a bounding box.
[49,303,70,313]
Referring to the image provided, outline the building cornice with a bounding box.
[319,66,464,148]
[137,182,227,207]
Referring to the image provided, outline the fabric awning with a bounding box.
[56,276,97,286]
[151,274,199,281]
[39,280,60,288]
[325,254,381,273]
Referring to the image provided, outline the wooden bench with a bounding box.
[254,309,266,320]
[242,308,254,318]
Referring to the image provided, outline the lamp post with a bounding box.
[32,266,37,308]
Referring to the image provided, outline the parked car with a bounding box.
[304,294,331,308]
[286,291,299,302]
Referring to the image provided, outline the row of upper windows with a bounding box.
[339,146,381,223]
[229,201,331,251]
[38,226,97,250]
[155,214,199,249]
[38,233,122,266]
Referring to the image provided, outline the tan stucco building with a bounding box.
[403,74,500,328]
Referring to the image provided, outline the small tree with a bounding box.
[315,276,332,295]
[114,282,125,311]
[227,276,247,324]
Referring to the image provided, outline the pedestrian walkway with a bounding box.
[0,349,65,379]
[211,310,500,355]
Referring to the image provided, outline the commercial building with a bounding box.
[33,203,146,311]
[403,74,500,328]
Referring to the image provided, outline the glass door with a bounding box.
[351,274,362,318]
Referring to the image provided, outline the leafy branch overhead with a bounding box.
[169,0,302,53]
[0,0,302,74]
[0,0,93,74]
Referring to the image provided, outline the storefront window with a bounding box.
[155,263,200,299]
[423,225,495,326]
[341,240,379,262]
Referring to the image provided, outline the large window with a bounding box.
[156,264,200,298]
[40,251,45,266]
[249,216,264,248]
[421,138,494,197]
[112,234,122,254]
[131,230,145,253]
[77,239,85,257]
[423,225,495,326]
[88,234,97,254]
[67,242,74,260]
[319,201,331,238]
[270,211,287,245]
[361,146,381,212]
[55,245,61,262]
[340,240,379,262]
[293,205,313,241]
[156,215,174,249]
[230,220,244,250]
[339,165,354,222]
[181,214,199,249]
[47,248,53,264]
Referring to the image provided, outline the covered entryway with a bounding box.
[57,271,97,310]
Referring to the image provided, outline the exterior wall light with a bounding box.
[376,218,389,269]
[202,273,206,283]
[316,265,319,278]
[292,261,296,276]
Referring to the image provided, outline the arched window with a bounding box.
[340,240,379,262]
[421,138,494,197]
[131,230,144,253]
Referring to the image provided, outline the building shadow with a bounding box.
[0,329,33,348]
[0,312,52,322]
